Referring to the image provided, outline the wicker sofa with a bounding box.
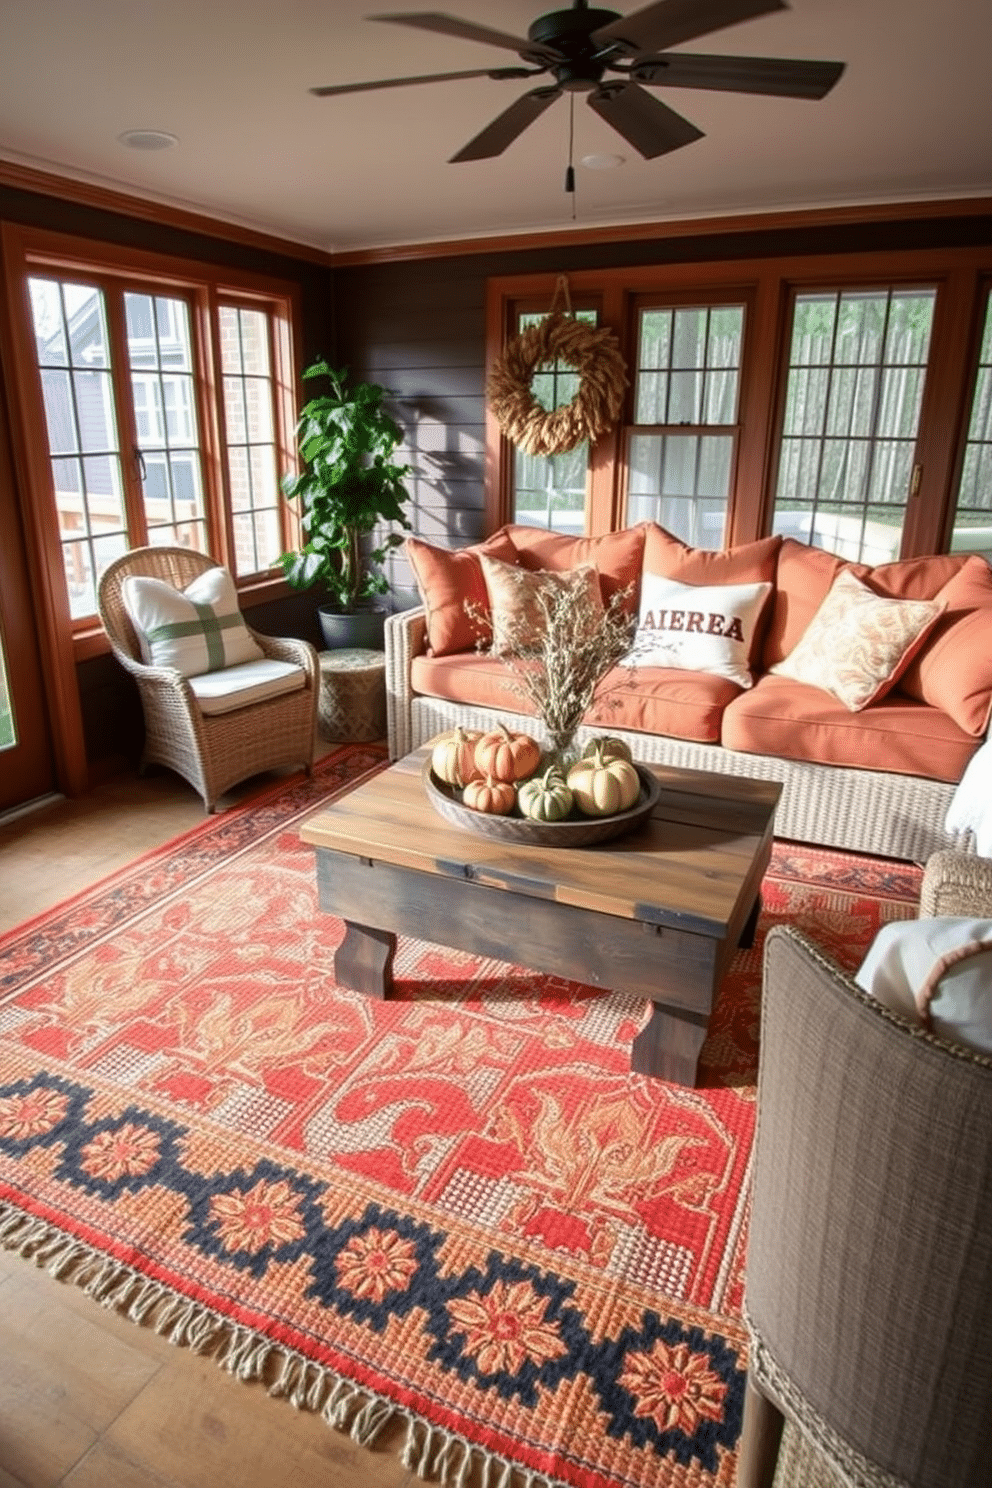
[386,523,992,862]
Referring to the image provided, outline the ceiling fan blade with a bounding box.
[310,68,523,97]
[588,83,704,158]
[592,0,787,57]
[368,12,561,62]
[450,86,562,162]
[632,51,845,99]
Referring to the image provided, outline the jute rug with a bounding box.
[0,745,922,1488]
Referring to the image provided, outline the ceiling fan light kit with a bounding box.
[312,0,845,164]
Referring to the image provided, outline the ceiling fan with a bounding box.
[311,0,846,164]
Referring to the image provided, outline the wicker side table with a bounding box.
[317,648,387,743]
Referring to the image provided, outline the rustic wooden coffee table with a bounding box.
[301,745,780,1085]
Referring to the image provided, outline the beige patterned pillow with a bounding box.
[479,555,604,655]
[770,569,944,711]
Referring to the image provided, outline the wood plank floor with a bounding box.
[0,751,417,1488]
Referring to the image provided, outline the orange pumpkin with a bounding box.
[473,722,542,783]
[463,773,516,815]
[431,727,482,787]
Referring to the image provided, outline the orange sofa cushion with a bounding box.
[761,540,870,669]
[410,654,735,744]
[898,555,992,736]
[502,523,645,614]
[587,665,738,743]
[869,552,967,599]
[406,530,519,656]
[722,675,979,783]
[642,524,782,586]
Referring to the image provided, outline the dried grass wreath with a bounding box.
[488,282,628,457]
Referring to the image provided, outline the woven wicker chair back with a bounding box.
[748,925,992,1488]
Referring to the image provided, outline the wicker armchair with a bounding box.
[739,849,992,1488]
[98,547,319,813]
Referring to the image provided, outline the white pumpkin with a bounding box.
[567,747,640,816]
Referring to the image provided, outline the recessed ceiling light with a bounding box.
[118,129,179,151]
[581,153,625,170]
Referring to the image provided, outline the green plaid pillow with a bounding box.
[122,567,264,677]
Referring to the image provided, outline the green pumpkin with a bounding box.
[583,734,633,765]
[517,767,574,823]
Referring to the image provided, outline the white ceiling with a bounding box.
[1,0,990,255]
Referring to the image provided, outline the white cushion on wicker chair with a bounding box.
[187,658,306,716]
[122,566,264,676]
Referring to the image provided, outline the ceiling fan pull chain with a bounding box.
[565,92,577,219]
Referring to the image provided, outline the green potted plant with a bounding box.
[281,358,412,650]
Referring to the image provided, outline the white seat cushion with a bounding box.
[122,567,264,676]
[188,658,306,716]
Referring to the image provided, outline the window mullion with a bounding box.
[197,286,233,568]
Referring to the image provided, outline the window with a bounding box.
[512,308,597,534]
[949,288,992,559]
[125,291,207,552]
[625,302,745,548]
[6,227,301,632]
[219,305,283,575]
[772,287,936,564]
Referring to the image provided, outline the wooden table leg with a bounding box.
[738,893,762,950]
[630,1002,709,1085]
[335,921,396,999]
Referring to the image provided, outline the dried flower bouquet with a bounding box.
[467,570,635,764]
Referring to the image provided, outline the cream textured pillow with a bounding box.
[626,572,772,688]
[855,916,992,1055]
[122,567,264,677]
[770,569,944,712]
[480,555,604,655]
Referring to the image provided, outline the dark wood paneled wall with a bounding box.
[334,209,992,609]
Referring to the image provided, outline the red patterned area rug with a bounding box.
[0,746,921,1488]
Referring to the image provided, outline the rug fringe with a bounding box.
[0,1199,571,1488]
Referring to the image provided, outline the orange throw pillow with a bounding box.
[406,531,519,656]
[899,555,992,736]
[503,524,645,615]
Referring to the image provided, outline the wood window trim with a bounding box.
[0,221,305,795]
[486,244,992,555]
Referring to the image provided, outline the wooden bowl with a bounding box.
[422,760,660,848]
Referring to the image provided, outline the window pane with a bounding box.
[39,368,77,454]
[948,289,992,559]
[514,444,588,533]
[28,277,129,618]
[64,284,110,368]
[773,286,936,563]
[28,279,68,366]
[125,293,208,551]
[627,432,733,547]
[218,304,284,573]
[628,303,743,539]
